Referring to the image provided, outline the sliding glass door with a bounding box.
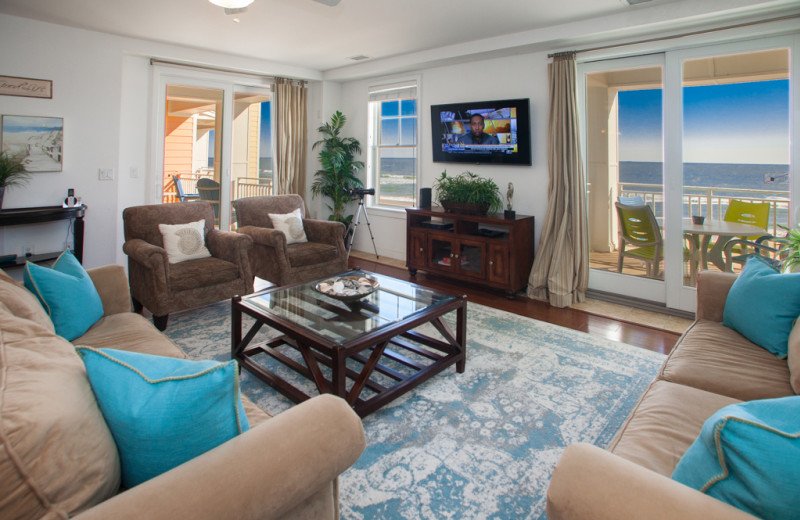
[580,35,796,312]
[152,66,273,231]
[580,54,667,303]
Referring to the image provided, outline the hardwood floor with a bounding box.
[348,256,681,356]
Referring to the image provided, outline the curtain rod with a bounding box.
[149,58,307,85]
[547,12,800,58]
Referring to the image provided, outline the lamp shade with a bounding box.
[209,0,254,8]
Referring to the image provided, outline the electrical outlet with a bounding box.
[129,167,139,179]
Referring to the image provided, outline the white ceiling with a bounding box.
[0,0,796,73]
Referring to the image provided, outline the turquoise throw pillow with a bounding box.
[75,347,250,488]
[23,250,104,341]
[672,396,800,519]
[722,255,800,358]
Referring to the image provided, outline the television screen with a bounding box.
[431,98,531,165]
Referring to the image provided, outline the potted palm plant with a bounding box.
[433,170,503,215]
[311,111,364,231]
[0,151,30,210]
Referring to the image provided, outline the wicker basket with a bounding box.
[440,200,489,215]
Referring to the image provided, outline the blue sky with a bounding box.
[260,101,272,155]
[618,79,789,164]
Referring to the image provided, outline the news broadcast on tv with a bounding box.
[430,98,531,165]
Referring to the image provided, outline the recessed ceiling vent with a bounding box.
[348,55,370,61]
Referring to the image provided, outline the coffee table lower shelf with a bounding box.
[232,295,466,418]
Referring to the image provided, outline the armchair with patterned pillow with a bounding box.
[122,201,254,330]
[232,195,348,287]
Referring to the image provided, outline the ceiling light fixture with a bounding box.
[209,0,254,15]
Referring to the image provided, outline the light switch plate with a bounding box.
[98,168,115,180]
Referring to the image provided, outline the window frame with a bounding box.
[366,78,420,211]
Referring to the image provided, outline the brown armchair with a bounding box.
[122,201,254,330]
[232,195,347,286]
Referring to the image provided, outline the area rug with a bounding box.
[165,299,666,520]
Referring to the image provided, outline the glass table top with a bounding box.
[243,270,458,346]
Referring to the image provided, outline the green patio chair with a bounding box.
[615,202,663,278]
[723,199,770,240]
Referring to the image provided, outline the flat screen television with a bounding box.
[431,98,531,165]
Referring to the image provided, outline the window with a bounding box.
[368,81,418,208]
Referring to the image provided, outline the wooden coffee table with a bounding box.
[231,270,467,417]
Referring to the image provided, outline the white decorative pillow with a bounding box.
[158,219,212,264]
[269,208,308,245]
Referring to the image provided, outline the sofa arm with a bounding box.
[87,265,131,315]
[303,219,346,246]
[122,238,168,270]
[239,225,287,249]
[695,271,738,322]
[206,230,252,261]
[74,394,366,520]
[546,443,757,520]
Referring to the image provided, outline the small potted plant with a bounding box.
[433,170,503,215]
[0,151,30,210]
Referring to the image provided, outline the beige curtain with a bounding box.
[527,52,589,307]
[273,78,308,196]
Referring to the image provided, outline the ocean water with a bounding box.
[620,161,790,194]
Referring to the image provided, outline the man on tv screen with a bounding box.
[457,114,499,145]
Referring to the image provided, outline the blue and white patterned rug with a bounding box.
[165,299,665,520]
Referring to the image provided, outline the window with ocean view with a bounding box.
[368,81,418,208]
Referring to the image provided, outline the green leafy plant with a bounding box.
[433,170,503,214]
[310,111,364,229]
[777,225,800,272]
[0,151,30,188]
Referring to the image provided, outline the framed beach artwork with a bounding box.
[1,115,63,172]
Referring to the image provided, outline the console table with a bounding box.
[0,205,86,266]
[406,207,535,298]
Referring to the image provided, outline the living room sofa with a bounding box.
[0,264,366,520]
[546,270,795,519]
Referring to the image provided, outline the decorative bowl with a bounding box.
[692,215,705,225]
[315,275,379,303]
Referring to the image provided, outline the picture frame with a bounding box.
[0,76,52,99]
[1,115,63,172]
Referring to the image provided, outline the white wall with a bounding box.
[0,14,321,269]
[336,53,552,260]
[0,16,122,267]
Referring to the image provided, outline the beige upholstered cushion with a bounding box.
[158,219,212,264]
[608,380,741,477]
[0,269,54,333]
[269,208,308,245]
[788,319,800,394]
[0,303,120,518]
[659,320,793,401]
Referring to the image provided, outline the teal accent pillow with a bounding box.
[75,347,250,488]
[23,250,104,341]
[722,255,800,358]
[672,396,800,519]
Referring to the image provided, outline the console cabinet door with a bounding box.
[409,230,427,268]
[458,239,486,280]
[487,243,510,285]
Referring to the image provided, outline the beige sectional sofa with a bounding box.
[546,270,795,520]
[0,264,366,520]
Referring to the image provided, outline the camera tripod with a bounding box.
[347,192,379,260]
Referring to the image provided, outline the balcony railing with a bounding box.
[619,183,791,235]
[163,171,273,203]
